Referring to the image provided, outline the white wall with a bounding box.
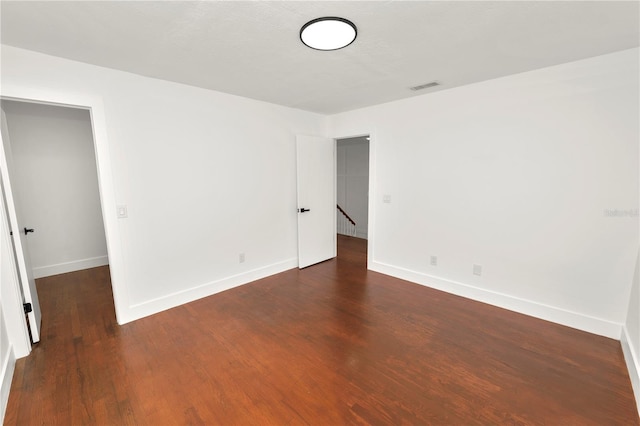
[2,101,108,278]
[1,45,327,326]
[337,138,369,238]
[622,249,640,413]
[0,304,12,425]
[330,48,639,339]
[625,250,640,362]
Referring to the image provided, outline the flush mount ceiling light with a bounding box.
[300,17,357,51]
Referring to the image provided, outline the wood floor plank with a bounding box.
[4,235,638,424]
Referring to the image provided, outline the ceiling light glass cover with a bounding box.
[300,17,357,51]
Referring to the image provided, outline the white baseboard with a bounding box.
[32,255,109,279]
[337,231,368,240]
[355,230,368,239]
[370,261,623,339]
[1,345,15,425]
[621,326,640,416]
[123,258,299,324]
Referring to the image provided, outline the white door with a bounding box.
[1,108,41,342]
[296,135,336,268]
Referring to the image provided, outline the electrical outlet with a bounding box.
[473,264,482,276]
[239,253,245,263]
[430,255,438,266]
[383,194,391,204]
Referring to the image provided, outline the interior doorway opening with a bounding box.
[336,135,370,241]
[1,99,112,344]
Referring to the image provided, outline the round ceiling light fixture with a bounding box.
[300,17,357,51]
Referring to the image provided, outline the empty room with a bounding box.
[0,1,639,424]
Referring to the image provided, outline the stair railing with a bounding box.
[336,204,357,237]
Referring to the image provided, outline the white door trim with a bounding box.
[0,85,130,326]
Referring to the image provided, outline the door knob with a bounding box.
[24,227,34,235]
[298,208,310,213]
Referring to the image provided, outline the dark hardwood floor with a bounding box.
[5,235,639,425]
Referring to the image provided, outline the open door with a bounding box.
[0,108,41,343]
[296,135,336,268]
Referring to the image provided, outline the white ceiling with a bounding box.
[1,1,638,114]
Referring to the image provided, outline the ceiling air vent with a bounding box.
[409,81,440,91]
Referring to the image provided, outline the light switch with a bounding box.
[473,264,482,276]
[383,194,391,204]
[117,205,128,218]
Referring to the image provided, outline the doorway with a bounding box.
[1,99,111,342]
[336,135,370,266]
[336,136,370,240]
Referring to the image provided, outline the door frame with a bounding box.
[0,85,129,333]
[333,131,375,269]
